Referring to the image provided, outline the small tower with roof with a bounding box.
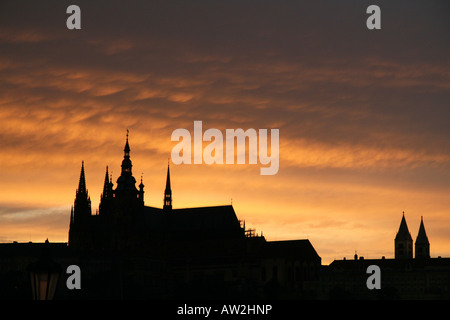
[395,212,413,259]
[415,216,430,259]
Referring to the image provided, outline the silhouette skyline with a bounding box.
[0,135,448,300]
[0,1,449,266]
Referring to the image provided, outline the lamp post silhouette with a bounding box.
[28,240,62,300]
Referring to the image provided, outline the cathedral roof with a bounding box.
[171,205,240,232]
[142,205,243,239]
[263,239,321,261]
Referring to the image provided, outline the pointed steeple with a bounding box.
[99,166,114,217]
[395,212,412,242]
[417,217,429,241]
[416,217,428,241]
[395,212,413,259]
[138,174,145,204]
[415,216,430,259]
[77,161,87,195]
[101,166,112,199]
[71,161,92,224]
[163,163,172,211]
[69,162,92,248]
[165,164,171,191]
[121,129,132,176]
[116,130,137,191]
[124,129,130,155]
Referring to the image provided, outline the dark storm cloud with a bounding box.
[0,0,448,163]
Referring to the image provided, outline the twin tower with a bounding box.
[395,212,430,259]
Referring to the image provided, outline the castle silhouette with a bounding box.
[68,133,308,249]
[68,131,246,252]
[65,132,321,298]
[1,133,449,300]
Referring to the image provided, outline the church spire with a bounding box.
[163,163,172,211]
[99,166,114,216]
[415,216,430,259]
[101,166,112,199]
[69,162,92,248]
[78,161,87,195]
[396,212,412,241]
[116,130,137,191]
[395,212,413,259]
[72,161,92,223]
[124,129,130,155]
[121,129,132,176]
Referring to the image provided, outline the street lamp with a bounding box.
[28,240,62,300]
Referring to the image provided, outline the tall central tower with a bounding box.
[115,130,138,193]
[68,161,92,248]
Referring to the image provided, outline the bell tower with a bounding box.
[415,216,430,259]
[395,212,413,259]
[69,161,92,248]
[71,161,92,224]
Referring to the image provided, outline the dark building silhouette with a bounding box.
[65,133,321,298]
[0,134,322,299]
[2,134,449,300]
[321,256,450,300]
[69,134,256,253]
[321,213,450,299]
[394,213,431,260]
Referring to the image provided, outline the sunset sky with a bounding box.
[0,1,449,264]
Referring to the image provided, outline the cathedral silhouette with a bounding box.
[69,131,247,252]
[1,133,449,300]
[65,132,321,298]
